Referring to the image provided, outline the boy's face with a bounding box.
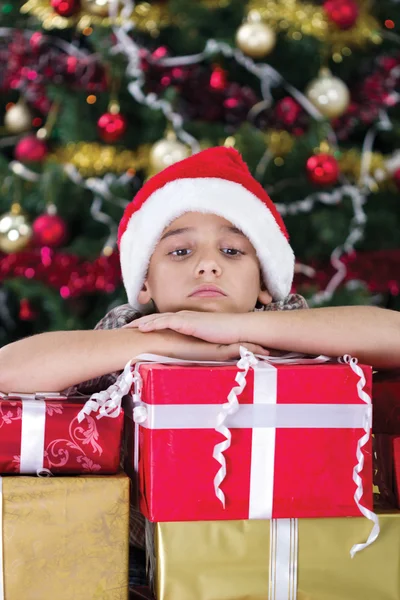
[138,212,272,313]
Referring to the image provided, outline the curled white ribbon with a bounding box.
[77,359,134,422]
[213,347,258,508]
[213,350,330,508]
[132,364,147,479]
[339,354,380,557]
[36,468,53,477]
[214,348,378,555]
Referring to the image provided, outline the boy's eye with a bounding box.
[221,248,244,256]
[169,248,192,257]
[168,247,244,258]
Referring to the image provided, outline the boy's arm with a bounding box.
[0,328,268,394]
[131,305,400,370]
[242,306,400,369]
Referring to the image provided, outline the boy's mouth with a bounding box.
[189,285,227,298]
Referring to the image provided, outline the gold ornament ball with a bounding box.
[4,102,32,135]
[150,138,190,173]
[81,0,111,16]
[305,70,350,119]
[0,211,32,253]
[235,22,276,58]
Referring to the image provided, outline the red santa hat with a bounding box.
[118,146,295,310]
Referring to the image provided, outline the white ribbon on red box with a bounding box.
[138,400,369,430]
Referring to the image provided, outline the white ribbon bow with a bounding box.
[77,359,134,422]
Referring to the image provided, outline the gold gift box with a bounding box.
[154,513,400,600]
[2,473,129,600]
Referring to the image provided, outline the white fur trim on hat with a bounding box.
[120,177,295,310]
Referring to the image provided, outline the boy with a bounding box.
[0,147,400,583]
[1,145,399,397]
[0,146,400,560]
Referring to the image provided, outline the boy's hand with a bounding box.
[148,330,269,361]
[125,311,245,345]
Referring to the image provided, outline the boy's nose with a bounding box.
[195,256,222,277]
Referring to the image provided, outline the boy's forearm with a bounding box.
[0,328,165,394]
[242,306,400,369]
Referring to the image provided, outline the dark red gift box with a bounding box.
[373,371,400,434]
[0,392,123,474]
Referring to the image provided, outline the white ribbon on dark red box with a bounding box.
[20,399,46,473]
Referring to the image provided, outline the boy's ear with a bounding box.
[258,279,272,306]
[137,281,152,305]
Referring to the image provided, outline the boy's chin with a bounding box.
[174,297,247,313]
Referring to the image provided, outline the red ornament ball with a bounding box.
[209,66,228,91]
[15,135,48,162]
[275,97,302,126]
[97,112,127,143]
[19,299,37,322]
[323,0,359,30]
[29,32,44,52]
[393,168,400,191]
[33,213,68,248]
[306,154,340,186]
[51,0,80,17]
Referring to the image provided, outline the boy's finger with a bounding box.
[220,343,269,360]
[133,313,175,327]
[138,316,172,330]
[243,343,270,356]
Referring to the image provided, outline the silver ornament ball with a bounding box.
[236,21,276,58]
[81,0,111,16]
[305,70,350,119]
[0,209,32,253]
[150,138,190,173]
[4,102,32,134]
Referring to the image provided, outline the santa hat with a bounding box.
[118,146,295,310]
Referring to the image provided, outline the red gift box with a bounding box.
[130,359,373,522]
[373,434,396,509]
[373,371,400,433]
[0,392,123,474]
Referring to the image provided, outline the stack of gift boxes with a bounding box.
[126,353,400,600]
[0,391,129,599]
[1,354,400,599]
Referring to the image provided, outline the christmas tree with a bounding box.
[0,0,399,347]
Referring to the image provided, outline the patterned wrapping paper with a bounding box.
[0,393,123,474]
[131,362,373,521]
[2,473,129,600]
[153,514,400,600]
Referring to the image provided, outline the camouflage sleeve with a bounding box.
[63,303,141,396]
[264,293,309,311]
